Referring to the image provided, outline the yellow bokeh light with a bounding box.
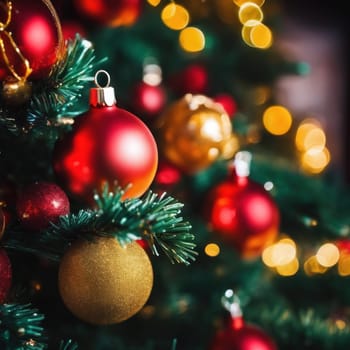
[276,258,299,276]
[253,86,270,105]
[147,0,161,6]
[179,27,205,52]
[262,239,296,267]
[295,119,322,151]
[161,3,190,30]
[250,23,273,49]
[301,146,330,174]
[234,0,265,7]
[241,25,254,47]
[316,243,340,267]
[338,254,350,276]
[304,256,328,276]
[205,243,221,257]
[238,2,263,26]
[303,128,326,151]
[262,105,293,135]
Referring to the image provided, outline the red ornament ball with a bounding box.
[132,82,167,117]
[0,207,5,240]
[206,175,279,259]
[213,93,238,118]
[0,0,64,81]
[16,182,70,231]
[169,63,209,95]
[209,321,277,350]
[0,248,12,304]
[53,102,158,203]
[74,0,143,27]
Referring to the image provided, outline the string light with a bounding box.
[205,243,221,257]
[161,3,190,30]
[179,27,205,52]
[262,105,293,135]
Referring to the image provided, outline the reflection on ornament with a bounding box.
[205,151,279,259]
[1,77,32,105]
[58,238,153,325]
[155,94,238,174]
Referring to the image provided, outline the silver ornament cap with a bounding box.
[90,70,116,107]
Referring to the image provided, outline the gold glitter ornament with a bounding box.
[155,94,239,174]
[58,237,154,325]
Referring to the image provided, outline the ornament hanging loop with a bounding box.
[221,289,242,318]
[94,69,111,88]
[90,70,116,107]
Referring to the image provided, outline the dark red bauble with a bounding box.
[209,319,277,350]
[0,248,12,303]
[16,182,70,231]
[73,0,143,27]
[213,94,238,118]
[0,207,5,240]
[0,0,64,81]
[206,176,279,259]
[168,63,209,95]
[155,161,182,187]
[53,104,158,203]
[132,82,167,117]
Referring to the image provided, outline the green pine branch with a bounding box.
[3,185,197,265]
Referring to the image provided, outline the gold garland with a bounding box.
[0,0,32,81]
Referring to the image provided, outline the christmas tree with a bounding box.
[1,0,349,349]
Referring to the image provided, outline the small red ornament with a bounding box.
[205,152,279,259]
[168,63,209,95]
[53,70,158,203]
[209,290,277,350]
[0,0,64,81]
[155,161,182,187]
[213,94,238,118]
[132,81,166,117]
[16,181,70,231]
[73,0,143,27]
[0,248,12,303]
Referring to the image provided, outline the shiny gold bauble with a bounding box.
[1,78,32,105]
[155,94,239,174]
[58,237,154,325]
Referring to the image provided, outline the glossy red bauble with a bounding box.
[206,175,279,259]
[53,104,158,203]
[16,182,70,231]
[73,0,142,27]
[0,0,64,81]
[132,82,166,117]
[0,248,12,303]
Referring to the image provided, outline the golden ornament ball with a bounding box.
[155,94,239,174]
[58,237,154,325]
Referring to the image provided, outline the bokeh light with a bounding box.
[179,27,205,52]
[316,243,339,267]
[250,23,273,49]
[205,243,221,257]
[262,105,293,135]
[234,0,265,7]
[238,2,263,26]
[161,3,190,30]
[304,256,328,276]
[262,238,296,267]
[276,258,299,276]
[300,146,330,174]
[147,0,161,6]
[295,119,322,151]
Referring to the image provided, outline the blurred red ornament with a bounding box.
[0,0,64,81]
[0,248,12,303]
[73,0,142,27]
[16,182,70,231]
[132,81,166,117]
[169,63,209,95]
[209,290,278,350]
[53,70,158,203]
[335,239,350,255]
[205,151,279,259]
[155,161,182,187]
[213,94,238,118]
[61,20,87,41]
